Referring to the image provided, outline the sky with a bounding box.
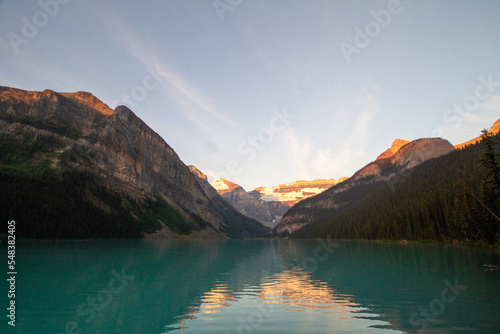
[1,0,500,190]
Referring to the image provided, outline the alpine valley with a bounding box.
[1,86,499,245]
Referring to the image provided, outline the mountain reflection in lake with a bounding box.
[6,240,500,333]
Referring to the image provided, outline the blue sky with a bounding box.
[1,0,500,190]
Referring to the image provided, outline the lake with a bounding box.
[1,239,499,333]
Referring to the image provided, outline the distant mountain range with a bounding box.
[207,178,290,229]
[0,86,269,239]
[206,177,347,228]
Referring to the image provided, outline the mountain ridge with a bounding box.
[0,86,269,239]
[274,137,456,237]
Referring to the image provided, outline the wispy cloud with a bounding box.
[282,128,312,180]
[440,92,500,144]
[104,14,234,129]
[312,92,379,178]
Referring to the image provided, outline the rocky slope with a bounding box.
[188,166,271,235]
[0,86,269,239]
[210,178,290,229]
[274,137,455,237]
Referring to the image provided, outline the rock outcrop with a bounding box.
[376,139,410,160]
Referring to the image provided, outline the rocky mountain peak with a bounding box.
[354,137,454,181]
[61,91,114,118]
[210,178,241,194]
[376,139,410,160]
[189,165,208,181]
[391,138,454,169]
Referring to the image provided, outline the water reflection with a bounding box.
[165,266,396,333]
[200,283,236,314]
[8,240,500,334]
[258,268,357,313]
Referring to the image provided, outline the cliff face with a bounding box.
[209,178,290,229]
[89,106,223,229]
[274,138,456,237]
[189,167,271,236]
[0,86,268,239]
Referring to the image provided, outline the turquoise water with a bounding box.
[1,240,499,333]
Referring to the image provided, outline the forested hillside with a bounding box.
[291,132,500,245]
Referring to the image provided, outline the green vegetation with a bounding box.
[0,132,269,239]
[291,132,500,245]
[0,170,143,238]
[218,206,271,239]
[124,197,208,235]
[0,133,204,238]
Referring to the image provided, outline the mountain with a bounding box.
[375,139,410,160]
[274,137,455,237]
[253,178,348,206]
[208,176,349,229]
[188,166,271,235]
[454,118,500,149]
[0,86,269,239]
[209,178,290,229]
[284,133,500,244]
